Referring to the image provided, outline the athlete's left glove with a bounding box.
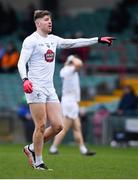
[98,37,116,46]
[23,78,33,93]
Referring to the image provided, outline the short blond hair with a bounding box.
[34,10,52,21]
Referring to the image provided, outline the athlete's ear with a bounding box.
[35,19,40,27]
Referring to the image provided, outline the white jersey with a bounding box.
[60,66,80,102]
[18,31,98,89]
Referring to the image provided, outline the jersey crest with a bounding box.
[45,49,54,62]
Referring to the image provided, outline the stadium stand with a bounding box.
[0,72,23,110]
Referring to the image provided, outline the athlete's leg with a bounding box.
[29,103,46,165]
[72,117,84,145]
[53,117,72,145]
[72,117,96,156]
[43,102,63,142]
[49,116,72,153]
[72,117,88,154]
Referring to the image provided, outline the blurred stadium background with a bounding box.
[0,0,138,148]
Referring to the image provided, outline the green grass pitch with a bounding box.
[0,144,138,179]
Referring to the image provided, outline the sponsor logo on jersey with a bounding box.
[45,49,54,62]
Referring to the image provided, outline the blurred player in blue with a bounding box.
[18,9,115,170]
[50,55,96,156]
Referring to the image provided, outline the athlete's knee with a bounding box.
[56,124,63,133]
[62,126,68,134]
[53,124,63,134]
[35,123,46,134]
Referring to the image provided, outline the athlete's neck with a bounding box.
[36,30,48,38]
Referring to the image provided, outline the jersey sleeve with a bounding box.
[56,36,98,49]
[17,37,35,80]
[60,66,75,78]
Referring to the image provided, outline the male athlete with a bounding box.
[18,10,115,170]
[50,55,96,156]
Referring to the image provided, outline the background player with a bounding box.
[49,55,96,156]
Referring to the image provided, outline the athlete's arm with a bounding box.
[60,66,75,78]
[17,38,34,80]
[72,57,83,70]
[57,37,98,49]
[57,36,115,49]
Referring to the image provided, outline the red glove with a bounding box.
[23,78,33,93]
[98,37,116,46]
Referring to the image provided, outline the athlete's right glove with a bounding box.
[98,36,116,46]
[23,78,33,93]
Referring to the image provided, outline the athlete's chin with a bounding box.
[48,28,52,33]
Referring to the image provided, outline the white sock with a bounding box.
[80,145,87,154]
[29,143,34,152]
[50,145,58,153]
[35,155,44,166]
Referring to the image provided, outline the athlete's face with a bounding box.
[37,15,52,34]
